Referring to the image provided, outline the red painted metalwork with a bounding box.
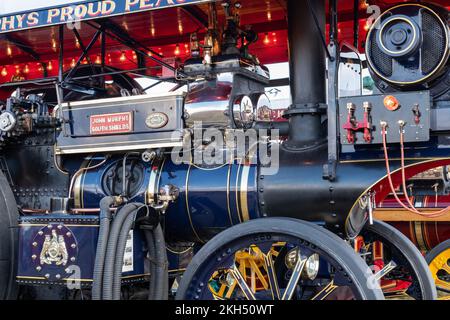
[0,0,448,91]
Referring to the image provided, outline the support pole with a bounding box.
[285,0,326,149]
[56,25,64,106]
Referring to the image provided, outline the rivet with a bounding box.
[44,274,50,279]
[36,266,42,271]
[32,242,38,247]
[71,243,76,249]
[55,274,61,280]
[31,254,37,260]
[70,257,76,262]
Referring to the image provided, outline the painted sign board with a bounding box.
[0,0,212,34]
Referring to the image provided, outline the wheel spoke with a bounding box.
[374,261,397,281]
[441,262,450,275]
[311,280,339,300]
[435,278,450,292]
[281,253,306,300]
[225,281,238,299]
[230,265,256,300]
[263,252,281,300]
[248,259,269,290]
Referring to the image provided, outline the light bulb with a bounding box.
[120,51,126,62]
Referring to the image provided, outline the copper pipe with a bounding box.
[381,124,448,218]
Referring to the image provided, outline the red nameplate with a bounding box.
[90,112,133,135]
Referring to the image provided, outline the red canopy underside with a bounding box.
[0,0,448,90]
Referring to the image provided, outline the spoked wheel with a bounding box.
[355,220,437,300]
[0,170,18,299]
[176,218,384,300]
[425,239,450,300]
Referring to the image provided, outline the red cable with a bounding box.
[399,128,450,217]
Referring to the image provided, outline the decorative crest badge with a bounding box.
[40,229,68,266]
[31,224,78,280]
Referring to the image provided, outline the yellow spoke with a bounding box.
[311,280,339,300]
[225,280,237,299]
[441,262,450,274]
[218,283,227,296]
[251,267,256,293]
[230,266,256,300]
[249,259,269,290]
[435,278,450,291]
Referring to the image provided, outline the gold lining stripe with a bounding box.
[423,222,431,250]
[17,274,150,282]
[168,268,187,273]
[185,164,204,243]
[226,161,234,226]
[340,157,445,164]
[53,144,69,175]
[414,222,428,252]
[80,157,93,209]
[18,224,99,227]
[16,276,46,280]
[235,160,243,223]
[121,273,150,279]
[156,159,166,201]
[73,156,93,208]
[166,245,192,255]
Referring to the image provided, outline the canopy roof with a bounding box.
[0,0,448,90]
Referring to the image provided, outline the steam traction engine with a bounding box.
[0,0,448,300]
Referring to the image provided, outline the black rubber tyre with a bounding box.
[362,220,437,300]
[425,239,450,293]
[0,170,18,299]
[176,218,384,300]
[426,239,450,264]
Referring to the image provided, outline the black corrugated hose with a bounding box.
[111,210,168,300]
[112,210,138,300]
[92,196,116,300]
[143,224,168,300]
[102,202,140,300]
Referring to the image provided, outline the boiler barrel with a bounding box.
[74,147,391,242]
[75,156,260,243]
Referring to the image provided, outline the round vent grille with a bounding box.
[421,11,446,75]
[365,3,449,89]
